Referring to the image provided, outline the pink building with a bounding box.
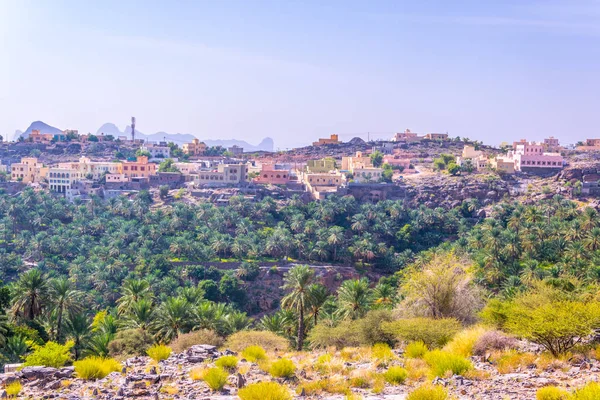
[513,141,563,171]
[383,155,411,169]
[254,164,290,185]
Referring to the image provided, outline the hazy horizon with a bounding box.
[2,0,599,149]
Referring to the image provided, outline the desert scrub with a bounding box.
[405,358,430,381]
[536,386,570,400]
[383,366,408,385]
[238,381,292,400]
[492,350,536,374]
[297,377,351,396]
[573,381,600,400]
[147,344,172,362]
[472,330,517,356]
[226,331,289,352]
[269,358,296,378]
[169,329,224,353]
[442,326,487,357]
[74,357,121,380]
[202,367,229,391]
[405,341,428,359]
[189,366,208,381]
[214,355,238,371]
[371,343,394,365]
[423,350,472,377]
[407,384,448,400]
[5,381,21,398]
[241,345,267,362]
[23,340,73,368]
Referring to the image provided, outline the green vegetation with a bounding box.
[383,366,408,385]
[423,350,472,377]
[23,341,73,368]
[147,344,172,362]
[5,381,21,398]
[202,367,229,391]
[407,384,448,400]
[241,345,267,362]
[404,341,428,358]
[269,358,296,378]
[536,386,570,400]
[73,356,121,380]
[238,381,292,400]
[214,355,238,371]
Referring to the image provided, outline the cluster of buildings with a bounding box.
[391,129,449,142]
[456,138,565,174]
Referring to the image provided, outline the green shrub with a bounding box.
[225,331,289,352]
[241,345,267,362]
[354,309,396,346]
[74,357,121,380]
[407,384,448,400]
[238,381,292,400]
[202,367,229,391]
[501,297,600,356]
[381,318,461,348]
[307,322,361,349]
[169,329,224,353]
[23,340,73,368]
[108,329,153,357]
[405,341,428,358]
[269,358,296,378]
[383,366,408,385]
[214,355,238,371]
[147,344,172,362]
[573,382,600,400]
[5,381,21,398]
[536,386,571,400]
[423,350,472,377]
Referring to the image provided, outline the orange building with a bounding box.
[122,156,157,179]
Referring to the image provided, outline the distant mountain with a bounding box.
[96,122,274,152]
[19,121,62,139]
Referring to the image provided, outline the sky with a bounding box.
[1,0,599,149]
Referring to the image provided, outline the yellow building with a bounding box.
[341,151,373,171]
[300,170,346,200]
[490,155,515,174]
[11,157,47,183]
[192,164,248,186]
[424,133,449,140]
[182,138,208,156]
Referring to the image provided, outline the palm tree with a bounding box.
[336,278,373,320]
[306,284,329,325]
[11,269,49,321]
[153,297,191,343]
[117,278,152,315]
[281,265,314,350]
[3,335,28,362]
[121,298,156,332]
[49,277,84,342]
[327,227,344,261]
[65,312,91,360]
[373,283,396,308]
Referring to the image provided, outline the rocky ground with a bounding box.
[2,343,600,400]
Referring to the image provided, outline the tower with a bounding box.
[131,117,136,142]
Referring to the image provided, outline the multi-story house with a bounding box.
[142,142,171,159]
[513,141,563,171]
[11,157,47,183]
[253,164,291,185]
[228,145,244,156]
[47,167,78,193]
[299,170,346,200]
[306,158,336,173]
[455,145,489,171]
[182,138,207,156]
[391,129,419,142]
[424,133,448,140]
[58,157,122,180]
[122,156,157,179]
[192,164,248,187]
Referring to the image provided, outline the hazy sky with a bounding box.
[2,0,599,149]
